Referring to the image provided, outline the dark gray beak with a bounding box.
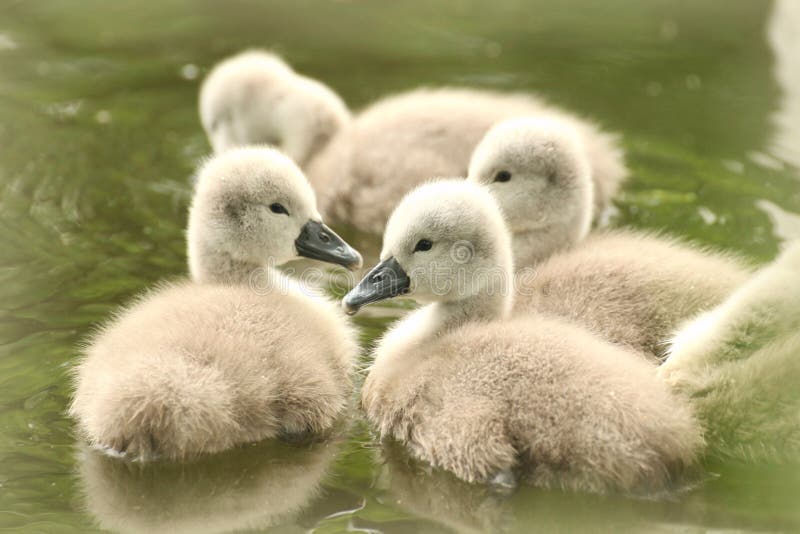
[295,220,362,271]
[342,257,410,315]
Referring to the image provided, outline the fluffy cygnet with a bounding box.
[70,147,361,460]
[659,242,800,462]
[343,180,702,495]
[468,117,752,360]
[199,51,627,233]
[199,50,349,166]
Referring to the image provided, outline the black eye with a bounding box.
[493,170,512,183]
[269,203,289,215]
[413,239,433,252]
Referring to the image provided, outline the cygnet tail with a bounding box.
[70,351,253,461]
[659,242,800,462]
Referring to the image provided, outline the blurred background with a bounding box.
[0,0,798,532]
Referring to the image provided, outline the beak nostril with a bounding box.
[319,232,331,243]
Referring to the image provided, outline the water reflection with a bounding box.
[375,441,691,534]
[376,441,511,533]
[376,441,800,533]
[76,433,344,534]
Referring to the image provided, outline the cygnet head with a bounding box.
[467,117,594,250]
[199,50,350,165]
[188,146,362,284]
[343,180,513,316]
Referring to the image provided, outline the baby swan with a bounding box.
[70,147,362,460]
[199,50,349,166]
[468,117,752,360]
[344,181,702,495]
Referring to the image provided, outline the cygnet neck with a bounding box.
[423,255,515,337]
[435,292,511,332]
[510,198,593,268]
[377,279,513,367]
[189,243,283,289]
[511,226,574,268]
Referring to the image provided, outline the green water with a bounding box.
[1,0,799,532]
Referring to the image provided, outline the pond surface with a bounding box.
[1,0,800,532]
